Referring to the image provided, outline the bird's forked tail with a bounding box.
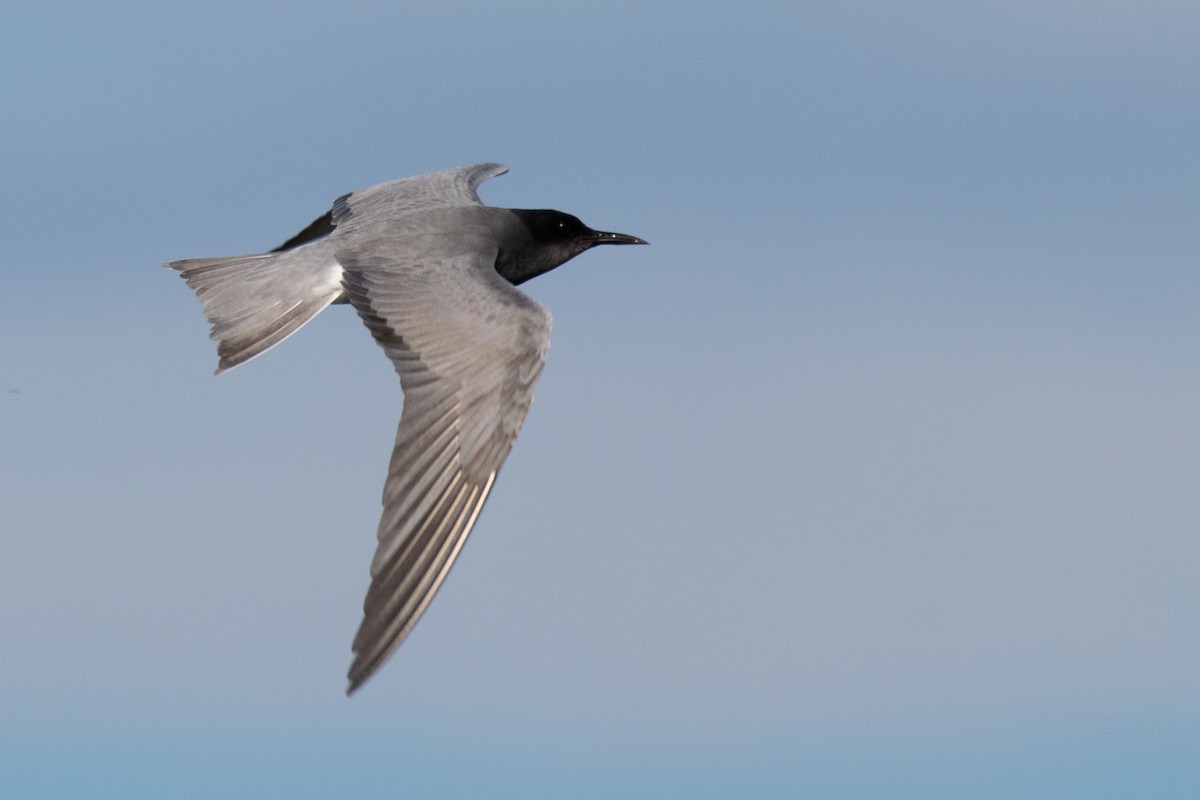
[165,249,344,373]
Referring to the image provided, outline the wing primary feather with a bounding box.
[372,445,459,574]
[366,475,473,618]
[347,472,495,694]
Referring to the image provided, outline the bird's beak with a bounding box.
[589,229,648,246]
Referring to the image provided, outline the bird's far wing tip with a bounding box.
[473,162,509,181]
[458,163,510,200]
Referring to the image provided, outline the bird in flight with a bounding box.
[166,164,646,693]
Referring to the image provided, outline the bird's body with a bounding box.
[166,164,644,693]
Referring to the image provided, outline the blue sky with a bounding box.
[2,2,1198,797]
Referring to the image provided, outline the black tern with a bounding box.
[166,164,646,693]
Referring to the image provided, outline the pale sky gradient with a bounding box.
[2,2,1198,797]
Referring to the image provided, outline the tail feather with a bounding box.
[166,250,343,373]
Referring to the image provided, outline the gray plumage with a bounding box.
[166,164,645,693]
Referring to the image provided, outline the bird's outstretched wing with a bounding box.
[332,163,509,232]
[274,163,509,252]
[340,247,551,693]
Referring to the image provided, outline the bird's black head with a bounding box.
[496,209,646,286]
